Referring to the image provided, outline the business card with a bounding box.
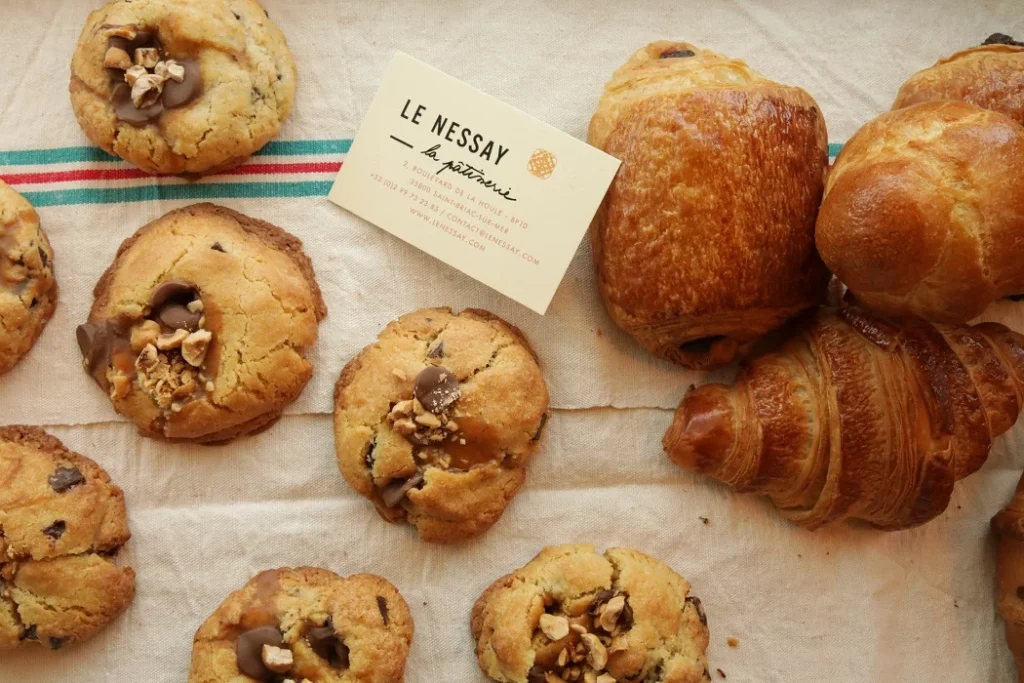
[328,52,620,314]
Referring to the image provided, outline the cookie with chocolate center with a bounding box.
[188,567,413,683]
[77,203,325,443]
[0,180,57,375]
[0,426,135,651]
[333,307,551,543]
[472,545,710,683]
[69,0,296,175]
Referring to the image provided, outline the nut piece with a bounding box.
[134,47,160,69]
[124,64,148,87]
[104,46,132,70]
[414,411,442,429]
[136,343,159,370]
[598,595,626,633]
[130,320,161,352]
[181,329,212,367]
[392,418,417,436]
[111,374,131,399]
[154,59,186,83]
[131,73,164,107]
[186,298,204,314]
[596,675,616,683]
[156,328,189,351]
[581,633,608,670]
[539,614,570,641]
[261,644,293,674]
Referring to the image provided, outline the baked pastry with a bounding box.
[588,41,829,369]
[69,0,296,175]
[471,544,710,683]
[994,472,1024,683]
[0,426,135,650]
[188,567,413,683]
[77,203,325,443]
[894,34,1024,126]
[816,101,1024,322]
[664,306,1024,530]
[333,307,550,543]
[0,180,57,375]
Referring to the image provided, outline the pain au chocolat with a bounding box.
[588,41,830,369]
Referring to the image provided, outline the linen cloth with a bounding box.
[0,1,1022,681]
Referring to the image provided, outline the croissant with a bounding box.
[663,306,1024,530]
[588,41,829,369]
[993,473,1024,683]
[893,34,1024,126]
[816,100,1024,323]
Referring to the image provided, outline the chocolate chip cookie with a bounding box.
[0,180,57,375]
[69,0,296,175]
[77,203,325,443]
[0,426,135,651]
[188,567,413,683]
[333,307,550,543]
[472,545,711,683]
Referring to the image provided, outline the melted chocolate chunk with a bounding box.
[531,412,549,441]
[1007,294,1024,302]
[38,248,48,267]
[112,82,164,124]
[1017,586,1024,601]
[236,626,284,679]
[20,625,38,641]
[211,242,226,252]
[49,467,86,493]
[307,624,350,668]
[150,281,202,330]
[588,590,614,615]
[413,366,460,413]
[380,472,424,508]
[984,33,1024,47]
[620,597,634,631]
[377,596,389,624]
[77,320,124,389]
[661,49,696,58]
[162,58,202,108]
[427,341,445,359]
[686,595,707,626]
[49,637,67,651]
[43,521,66,541]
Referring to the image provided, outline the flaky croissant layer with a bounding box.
[664,307,1024,530]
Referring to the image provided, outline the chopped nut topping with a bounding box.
[130,320,161,352]
[596,675,616,683]
[580,633,607,670]
[124,64,148,86]
[105,25,138,40]
[414,411,442,428]
[545,674,567,683]
[261,644,293,673]
[156,328,189,351]
[154,59,186,83]
[598,595,625,633]
[130,73,164,107]
[393,418,418,436]
[205,380,215,392]
[557,648,569,667]
[540,614,570,641]
[181,329,212,367]
[134,47,160,68]
[569,623,587,635]
[186,298,204,313]
[111,374,131,399]
[137,343,159,369]
[104,46,133,70]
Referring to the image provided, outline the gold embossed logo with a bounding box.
[527,149,557,179]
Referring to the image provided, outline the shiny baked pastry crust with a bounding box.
[588,41,829,369]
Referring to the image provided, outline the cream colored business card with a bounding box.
[328,52,620,314]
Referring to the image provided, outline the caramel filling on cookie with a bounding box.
[101,24,201,125]
[377,364,507,508]
[77,281,217,421]
[529,591,634,683]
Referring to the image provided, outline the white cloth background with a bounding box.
[0,1,1022,681]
